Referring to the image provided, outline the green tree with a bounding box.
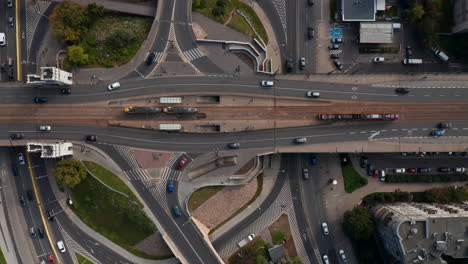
[212,6,224,17]
[106,28,137,49]
[50,0,90,44]
[200,0,207,9]
[52,159,87,189]
[343,207,374,241]
[405,5,425,22]
[216,0,226,7]
[86,3,104,22]
[271,231,288,244]
[66,45,89,67]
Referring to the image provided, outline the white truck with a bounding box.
[403,58,422,65]
[432,48,449,62]
[237,234,255,247]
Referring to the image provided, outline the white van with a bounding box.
[0,33,5,46]
[57,240,66,252]
[403,59,422,65]
[432,48,449,63]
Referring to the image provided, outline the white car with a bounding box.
[18,153,25,165]
[373,57,384,63]
[57,240,66,252]
[322,254,329,264]
[0,33,5,46]
[321,222,329,235]
[394,168,405,173]
[107,81,121,91]
[339,249,348,262]
[306,91,320,97]
[39,125,51,131]
[455,167,465,173]
[260,80,274,87]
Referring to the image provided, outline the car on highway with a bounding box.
[407,168,417,173]
[308,0,314,6]
[431,130,445,136]
[285,58,293,72]
[8,17,13,28]
[418,168,431,173]
[39,125,51,131]
[333,59,343,70]
[454,167,465,173]
[37,227,45,239]
[60,88,71,95]
[172,204,181,217]
[0,33,5,46]
[373,57,384,63]
[339,249,347,262]
[86,135,97,142]
[34,97,48,104]
[306,91,320,98]
[439,122,451,129]
[26,190,34,201]
[57,240,66,252]
[10,133,23,140]
[299,57,306,69]
[177,157,188,169]
[328,44,339,50]
[260,80,274,87]
[47,254,55,264]
[167,181,174,192]
[394,168,405,173]
[396,88,410,94]
[30,227,36,238]
[107,81,121,91]
[331,38,343,43]
[294,137,307,144]
[321,222,329,235]
[303,168,309,180]
[307,27,315,39]
[18,153,25,165]
[7,0,13,7]
[146,52,156,65]
[322,254,329,264]
[310,153,317,165]
[19,195,25,207]
[228,142,240,149]
[439,167,450,173]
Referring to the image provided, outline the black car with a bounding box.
[438,167,450,173]
[308,0,314,6]
[367,164,375,176]
[60,88,71,95]
[37,227,45,239]
[228,142,240,149]
[439,122,451,129]
[396,88,410,94]
[146,52,156,65]
[0,63,5,72]
[406,46,413,57]
[10,133,23,139]
[34,97,48,104]
[307,27,315,39]
[360,157,368,168]
[19,195,25,207]
[86,135,97,142]
[330,54,339,59]
[333,59,344,70]
[285,58,293,72]
[26,190,34,201]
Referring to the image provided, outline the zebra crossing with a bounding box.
[58,222,102,264]
[287,208,312,264]
[272,0,287,31]
[113,145,141,168]
[330,50,342,55]
[143,179,170,212]
[166,152,183,167]
[182,48,204,62]
[159,167,182,181]
[124,168,152,181]
[25,1,51,60]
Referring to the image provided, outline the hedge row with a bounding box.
[386,173,468,183]
[364,187,468,205]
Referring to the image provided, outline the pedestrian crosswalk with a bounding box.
[114,145,141,168]
[272,0,287,31]
[159,167,182,181]
[167,152,183,167]
[124,168,152,181]
[330,50,343,55]
[25,1,51,60]
[182,48,204,62]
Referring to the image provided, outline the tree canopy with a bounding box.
[343,206,374,241]
[52,159,87,189]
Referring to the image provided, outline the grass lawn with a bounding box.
[228,14,255,39]
[342,163,367,193]
[70,174,157,258]
[0,247,6,264]
[83,161,142,207]
[209,173,263,234]
[193,0,268,44]
[76,253,94,264]
[80,15,152,67]
[188,186,224,212]
[228,238,271,264]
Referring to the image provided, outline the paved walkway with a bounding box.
[49,143,176,264]
[47,0,156,16]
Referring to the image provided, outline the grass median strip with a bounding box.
[342,163,368,193]
[0,247,6,264]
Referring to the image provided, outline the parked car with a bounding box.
[360,157,368,168]
[10,133,23,139]
[47,254,55,264]
[34,97,48,104]
[306,91,320,98]
[322,255,329,264]
[373,57,385,63]
[294,137,307,144]
[285,58,293,72]
[260,80,274,87]
[373,169,379,178]
[338,249,348,262]
[328,44,339,50]
[367,164,375,176]
[394,168,406,173]
[418,168,431,173]
[18,153,25,165]
[321,222,329,235]
[299,57,306,69]
[107,82,121,91]
[56,240,66,252]
[396,88,410,94]
[330,53,339,59]
[177,157,188,169]
[333,59,343,70]
[303,168,309,180]
[439,167,450,173]
[39,125,51,131]
[228,142,240,149]
[379,170,386,182]
[407,168,417,173]
[307,27,315,39]
[454,167,466,173]
[172,204,181,217]
[146,52,156,65]
[167,181,174,192]
[439,122,451,129]
[331,38,343,43]
[406,46,413,57]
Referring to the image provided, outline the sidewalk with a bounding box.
[209,153,280,241]
[48,143,176,264]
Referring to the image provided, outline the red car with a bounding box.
[407,168,417,173]
[47,254,55,264]
[177,158,188,170]
[373,169,379,178]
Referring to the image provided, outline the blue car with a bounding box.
[310,154,317,165]
[172,205,181,217]
[167,181,174,193]
[431,130,445,137]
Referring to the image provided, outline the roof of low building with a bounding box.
[342,0,376,21]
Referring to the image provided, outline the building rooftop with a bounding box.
[27,142,73,158]
[268,245,286,263]
[359,22,394,43]
[342,0,376,21]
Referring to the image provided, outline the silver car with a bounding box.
[107,81,121,91]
